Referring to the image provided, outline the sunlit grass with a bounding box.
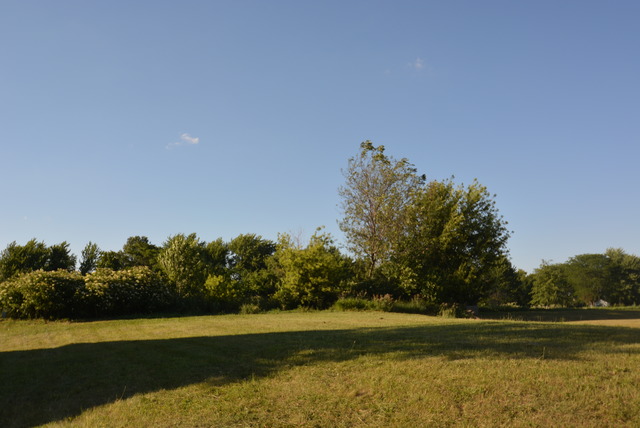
[2,311,639,427]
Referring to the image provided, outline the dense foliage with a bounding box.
[530,249,640,307]
[0,239,76,282]
[271,229,352,309]
[339,142,512,305]
[0,267,173,319]
[0,270,84,319]
[83,267,173,316]
[339,141,424,277]
[1,143,637,319]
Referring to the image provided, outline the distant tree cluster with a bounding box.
[1,142,637,319]
[529,249,640,307]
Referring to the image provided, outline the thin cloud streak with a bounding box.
[166,133,200,149]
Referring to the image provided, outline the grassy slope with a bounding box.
[1,311,639,427]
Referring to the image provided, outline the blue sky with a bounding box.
[1,0,639,273]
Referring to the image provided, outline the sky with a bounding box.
[1,0,639,273]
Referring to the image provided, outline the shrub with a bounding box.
[272,230,351,309]
[438,303,465,318]
[371,294,395,311]
[239,303,261,314]
[0,270,84,319]
[83,267,173,316]
[332,297,374,311]
[391,296,439,315]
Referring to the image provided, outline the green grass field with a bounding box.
[2,310,639,427]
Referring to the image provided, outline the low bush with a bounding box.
[371,294,395,311]
[83,267,174,316]
[334,295,441,315]
[391,296,439,315]
[239,303,262,314]
[332,294,398,312]
[332,297,374,311]
[438,303,465,318]
[0,270,85,319]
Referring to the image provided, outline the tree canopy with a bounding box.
[339,141,424,277]
[339,141,511,304]
[1,142,638,319]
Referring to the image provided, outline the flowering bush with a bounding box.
[83,267,174,316]
[0,267,174,319]
[0,270,84,319]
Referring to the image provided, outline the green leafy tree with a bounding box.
[531,261,575,307]
[158,233,210,298]
[565,253,613,305]
[203,235,276,310]
[399,179,511,304]
[0,239,77,282]
[483,256,530,307]
[201,239,240,310]
[339,141,424,278]
[46,241,76,272]
[96,251,129,271]
[226,233,277,296]
[206,238,229,276]
[514,269,535,307]
[79,242,101,275]
[227,234,276,273]
[0,240,49,281]
[92,237,161,273]
[273,229,352,309]
[605,248,640,305]
[122,236,160,269]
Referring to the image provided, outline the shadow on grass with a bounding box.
[480,307,640,322]
[2,321,639,427]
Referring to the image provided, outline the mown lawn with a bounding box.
[1,310,639,427]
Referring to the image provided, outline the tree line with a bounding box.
[530,249,640,307]
[0,232,353,319]
[1,142,638,319]
[337,141,640,308]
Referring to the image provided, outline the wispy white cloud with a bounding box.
[180,133,199,145]
[167,133,200,149]
[411,57,425,70]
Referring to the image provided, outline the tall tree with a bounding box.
[46,241,76,272]
[158,233,210,298]
[606,248,640,305]
[0,239,76,281]
[79,242,101,275]
[565,253,613,305]
[206,238,229,277]
[96,251,129,271]
[530,261,575,307]
[227,233,277,296]
[399,179,511,304]
[0,240,49,281]
[122,236,160,269]
[339,141,424,277]
[483,256,530,307]
[203,234,276,308]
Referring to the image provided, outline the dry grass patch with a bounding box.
[2,311,639,427]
